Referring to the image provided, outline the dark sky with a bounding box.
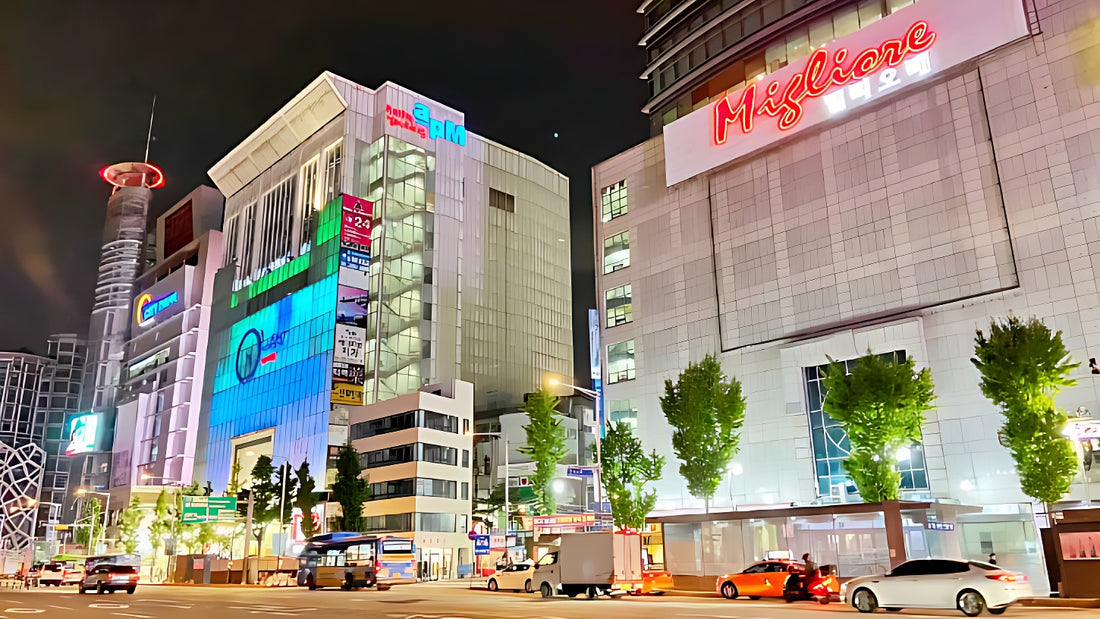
[0,1,648,382]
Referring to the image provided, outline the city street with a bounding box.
[0,583,1090,619]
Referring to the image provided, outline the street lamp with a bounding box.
[75,489,111,553]
[548,379,604,509]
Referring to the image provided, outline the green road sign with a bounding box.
[181,496,238,524]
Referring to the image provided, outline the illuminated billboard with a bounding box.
[65,414,99,455]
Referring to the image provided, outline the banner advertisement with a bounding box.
[588,309,605,437]
[331,194,373,406]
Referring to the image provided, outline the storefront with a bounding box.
[648,500,1049,593]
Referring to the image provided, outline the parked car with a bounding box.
[79,564,138,595]
[717,559,797,599]
[841,559,1033,616]
[486,562,535,593]
[61,566,85,586]
[38,563,65,586]
[638,568,674,595]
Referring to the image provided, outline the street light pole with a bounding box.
[549,380,604,511]
[76,490,111,553]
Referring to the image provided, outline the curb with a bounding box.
[1020,597,1100,608]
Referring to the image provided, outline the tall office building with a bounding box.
[79,162,164,493]
[34,334,86,539]
[0,351,52,561]
[194,74,573,567]
[593,0,1099,587]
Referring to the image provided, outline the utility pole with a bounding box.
[242,491,254,585]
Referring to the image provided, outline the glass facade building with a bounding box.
[197,74,573,494]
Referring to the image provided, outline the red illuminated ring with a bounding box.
[100,162,166,189]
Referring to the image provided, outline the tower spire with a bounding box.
[144,95,156,163]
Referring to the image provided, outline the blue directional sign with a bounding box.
[474,534,491,556]
[567,466,594,478]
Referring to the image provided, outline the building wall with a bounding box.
[0,351,52,552]
[36,334,86,537]
[593,0,1100,511]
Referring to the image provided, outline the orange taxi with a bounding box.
[716,559,797,599]
[639,568,674,595]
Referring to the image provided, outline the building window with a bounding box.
[223,215,239,268]
[607,340,635,384]
[364,513,413,532]
[417,513,457,533]
[299,157,321,250]
[461,482,469,500]
[367,478,458,501]
[489,188,515,213]
[609,400,638,429]
[350,410,459,439]
[603,231,630,274]
[803,350,929,496]
[239,203,256,274]
[322,140,343,204]
[605,285,632,327]
[258,175,297,269]
[600,180,628,222]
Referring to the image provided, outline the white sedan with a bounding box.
[842,559,1033,616]
[487,562,536,593]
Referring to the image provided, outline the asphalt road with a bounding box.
[0,582,1089,619]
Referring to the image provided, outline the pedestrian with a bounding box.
[988,552,997,565]
[801,552,816,573]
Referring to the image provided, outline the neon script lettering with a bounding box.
[714,21,936,145]
[386,103,467,146]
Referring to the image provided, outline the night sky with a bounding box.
[0,1,648,383]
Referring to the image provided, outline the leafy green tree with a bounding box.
[274,462,298,527]
[227,459,243,494]
[660,354,746,511]
[149,490,173,559]
[822,351,935,502]
[973,316,1079,506]
[117,496,144,554]
[247,455,281,551]
[518,388,568,515]
[75,497,104,550]
[472,483,522,529]
[332,443,370,532]
[600,422,665,529]
[293,460,319,539]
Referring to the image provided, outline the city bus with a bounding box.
[297,533,378,590]
[375,537,417,583]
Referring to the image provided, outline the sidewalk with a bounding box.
[1020,597,1100,608]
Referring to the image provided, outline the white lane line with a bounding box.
[47,606,73,610]
[112,613,153,619]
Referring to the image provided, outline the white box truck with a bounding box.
[532,531,643,598]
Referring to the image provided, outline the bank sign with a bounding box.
[385,102,467,147]
[662,0,1030,186]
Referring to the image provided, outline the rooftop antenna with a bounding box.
[144,95,156,163]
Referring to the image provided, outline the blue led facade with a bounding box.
[205,276,337,491]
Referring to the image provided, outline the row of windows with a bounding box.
[225,140,343,274]
[655,0,919,125]
[349,409,465,440]
[367,477,469,501]
[363,512,459,533]
[361,442,469,468]
[489,187,516,213]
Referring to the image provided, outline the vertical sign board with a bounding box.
[332,195,373,405]
[588,309,605,437]
[474,535,491,556]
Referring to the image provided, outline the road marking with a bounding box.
[112,613,152,619]
[2,611,43,615]
[89,602,129,608]
[47,606,73,610]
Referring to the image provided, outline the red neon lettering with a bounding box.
[712,21,937,145]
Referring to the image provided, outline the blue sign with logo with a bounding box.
[234,328,287,383]
[474,534,491,556]
[567,466,594,478]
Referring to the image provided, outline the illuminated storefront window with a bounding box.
[603,231,630,274]
[607,340,636,384]
[803,351,928,496]
[605,284,632,327]
[600,180,628,222]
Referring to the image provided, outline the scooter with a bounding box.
[783,564,839,604]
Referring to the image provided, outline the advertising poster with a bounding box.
[341,195,373,248]
[336,285,370,327]
[1060,532,1100,560]
[334,324,367,364]
[588,309,605,437]
[332,382,365,405]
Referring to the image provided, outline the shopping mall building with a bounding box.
[594,0,1099,589]
[194,73,572,575]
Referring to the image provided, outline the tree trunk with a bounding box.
[704,496,710,514]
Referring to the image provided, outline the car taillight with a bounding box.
[986,573,1019,582]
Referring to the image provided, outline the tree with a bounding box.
[600,422,665,529]
[149,490,173,559]
[228,459,243,494]
[75,497,104,550]
[973,315,1079,506]
[293,460,319,540]
[518,388,568,515]
[177,482,216,554]
[117,496,144,554]
[660,354,746,511]
[821,351,935,503]
[332,442,370,532]
[472,483,522,529]
[274,462,298,527]
[247,455,281,551]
